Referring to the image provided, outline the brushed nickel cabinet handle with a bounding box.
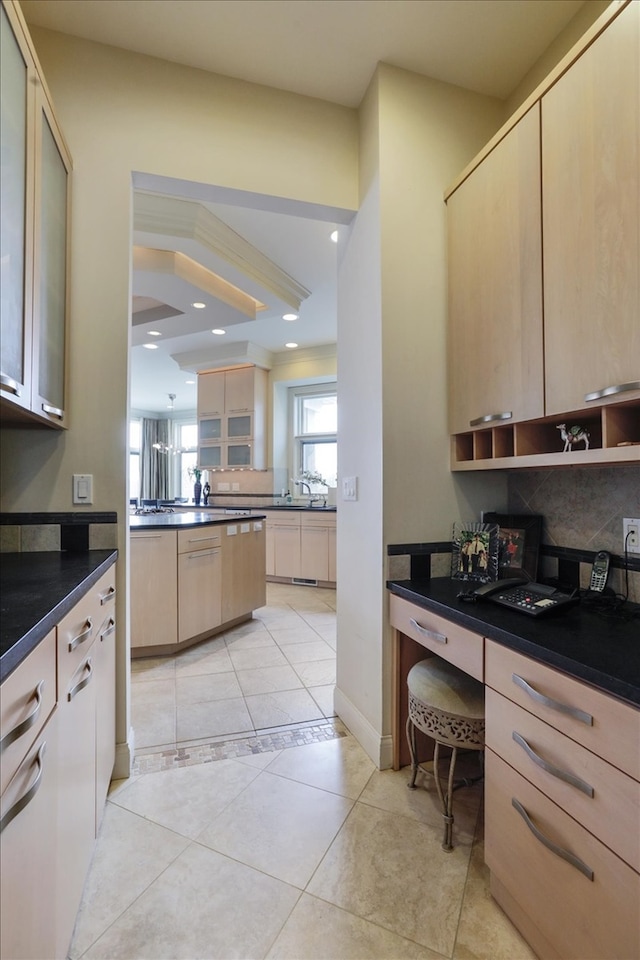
[0,681,44,754]
[469,411,512,427]
[0,373,21,397]
[186,549,220,560]
[409,618,447,644]
[99,585,116,605]
[512,798,594,880]
[0,742,46,834]
[187,535,220,544]
[584,380,640,402]
[68,658,93,702]
[512,731,594,797]
[99,617,116,641]
[41,403,64,419]
[68,618,93,652]
[512,673,593,726]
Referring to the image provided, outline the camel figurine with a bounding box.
[556,423,590,452]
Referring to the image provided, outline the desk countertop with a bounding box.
[388,578,640,707]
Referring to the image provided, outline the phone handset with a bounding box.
[588,551,610,593]
[471,576,529,599]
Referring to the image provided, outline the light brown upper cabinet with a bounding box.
[447,105,544,436]
[542,0,639,416]
[0,1,71,428]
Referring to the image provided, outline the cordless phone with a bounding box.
[589,551,611,593]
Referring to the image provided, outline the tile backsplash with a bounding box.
[0,512,118,553]
[508,465,640,602]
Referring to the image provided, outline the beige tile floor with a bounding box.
[131,583,338,753]
[69,584,536,960]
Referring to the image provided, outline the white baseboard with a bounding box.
[334,687,393,770]
[112,727,135,780]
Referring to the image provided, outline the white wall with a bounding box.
[0,27,358,772]
[335,64,508,765]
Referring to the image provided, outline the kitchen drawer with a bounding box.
[485,749,640,960]
[177,526,222,554]
[0,628,56,795]
[486,687,640,872]
[390,594,483,681]
[301,512,336,527]
[485,639,640,780]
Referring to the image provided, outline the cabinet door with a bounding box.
[0,2,34,415]
[224,366,255,412]
[328,524,337,583]
[221,521,266,621]
[56,648,97,959]
[94,611,116,831]
[543,2,640,415]
[198,371,225,415]
[199,415,222,441]
[31,88,71,427]
[1,720,59,960]
[177,546,221,642]
[447,105,544,434]
[300,524,329,581]
[273,522,301,579]
[130,531,177,648]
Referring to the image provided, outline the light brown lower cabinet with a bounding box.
[0,563,117,960]
[263,511,336,585]
[131,520,266,653]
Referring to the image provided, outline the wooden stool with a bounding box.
[406,657,485,850]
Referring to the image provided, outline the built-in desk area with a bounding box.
[387,576,640,960]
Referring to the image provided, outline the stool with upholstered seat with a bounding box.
[406,656,485,850]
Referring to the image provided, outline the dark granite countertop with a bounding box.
[171,504,337,513]
[1,550,118,683]
[129,511,266,529]
[388,578,640,707]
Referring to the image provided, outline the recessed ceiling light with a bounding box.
[211,328,226,335]
[283,313,298,321]
[285,342,298,349]
[185,379,195,385]
[147,330,161,336]
[192,301,206,309]
[330,230,339,243]
[143,343,159,350]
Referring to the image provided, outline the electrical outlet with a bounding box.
[623,518,640,554]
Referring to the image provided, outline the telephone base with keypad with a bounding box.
[479,580,579,617]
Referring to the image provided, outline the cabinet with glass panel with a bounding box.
[197,365,267,469]
[0,1,71,428]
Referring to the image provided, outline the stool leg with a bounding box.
[406,717,419,788]
[433,743,458,851]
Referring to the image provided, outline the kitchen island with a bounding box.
[130,511,266,655]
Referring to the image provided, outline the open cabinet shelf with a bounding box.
[451,399,640,470]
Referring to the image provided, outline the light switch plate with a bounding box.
[342,476,358,501]
[73,474,93,504]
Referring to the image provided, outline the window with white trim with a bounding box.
[290,385,337,491]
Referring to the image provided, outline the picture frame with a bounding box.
[482,512,543,582]
[451,521,500,583]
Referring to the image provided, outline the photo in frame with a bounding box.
[482,512,543,582]
[451,521,499,583]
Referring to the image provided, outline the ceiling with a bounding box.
[21,0,590,414]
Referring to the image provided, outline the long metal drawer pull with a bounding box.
[0,373,21,396]
[512,674,593,726]
[512,731,594,797]
[68,659,93,702]
[187,535,220,543]
[0,742,46,834]
[41,403,64,419]
[409,618,447,644]
[0,681,44,754]
[187,548,220,560]
[512,798,594,880]
[100,618,116,641]
[99,585,116,605]
[68,618,93,652]
[469,411,512,426]
[584,380,640,402]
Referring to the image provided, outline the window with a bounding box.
[291,386,337,490]
[129,419,141,500]
[176,421,197,500]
